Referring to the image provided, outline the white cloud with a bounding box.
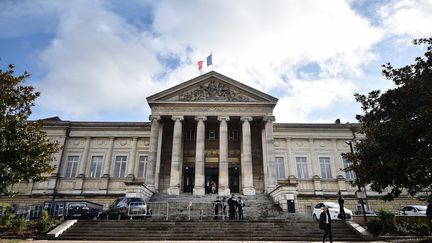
[31,0,387,122]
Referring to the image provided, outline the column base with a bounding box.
[193,187,205,196]
[167,186,180,195]
[218,187,230,196]
[242,187,256,196]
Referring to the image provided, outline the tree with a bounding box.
[0,64,60,194]
[343,38,432,201]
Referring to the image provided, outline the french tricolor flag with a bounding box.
[197,54,213,71]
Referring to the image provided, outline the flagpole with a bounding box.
[211,52,214,71]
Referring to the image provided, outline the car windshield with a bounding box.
[414,206,427,211]
[325,203,339,208]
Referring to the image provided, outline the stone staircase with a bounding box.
[57,220,364,241]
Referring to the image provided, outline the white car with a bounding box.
[399,205,427,216]
[312,202,353,220]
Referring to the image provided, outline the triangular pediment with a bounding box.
[147,71,278,105]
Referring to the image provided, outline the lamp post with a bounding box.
[345,140,368,223]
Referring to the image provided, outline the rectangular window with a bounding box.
[296,157,309,179]
[229,130,239,141]
[207,130,217,140]
[138,156,148,178]
[186,129,196,140]
[319,157,332,179]
[65,156,79,178]
[343,158,356,179]
[113,156,127,178]
[90,156,103,178]
[275,157,286,179]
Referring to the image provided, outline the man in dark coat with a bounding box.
[237,196,245,220]
[337,191,346,220]
[427,199,432,224]
[227,194,238,220]
[320,207,333,243]
[213,196,221,220]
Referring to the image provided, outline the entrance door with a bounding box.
[205,168,218,194]
[229,167,240,193]
[183,167,195,193]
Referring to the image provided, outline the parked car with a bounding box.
[312,202,353,220]
[354,210,377,216]
[399,205,427,216]
[99,197,149,220]
[65,201,103,220]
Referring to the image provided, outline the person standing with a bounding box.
[221,197,227,220]
[213,196,221,220]
[427,199,432,224]
[237,196,245,220]
[320,207,333,243]
[227,194,238,220]
[211,180,217,194]
[337,191,346,220]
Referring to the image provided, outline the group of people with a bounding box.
[213,194,245,220]
[319,191,345,243]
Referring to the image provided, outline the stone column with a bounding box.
[103,137,115,176]
[101,137,114,191]
[145,115,160,191]
[264,116,277,192]
[193,116,206,196]
[241,116,255,195]
[78,137,91,177]
[218,116,230,196]
[126,137,138,180]
[167,116,184,195]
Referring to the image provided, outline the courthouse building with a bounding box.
[4,71,422,214]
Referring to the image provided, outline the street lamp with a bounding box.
[345,140,368,223]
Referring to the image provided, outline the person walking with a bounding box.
[237,196,245,220]
[320,207,333,243]
[337,191,346,220]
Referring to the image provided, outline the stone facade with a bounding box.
[1,71,426,213]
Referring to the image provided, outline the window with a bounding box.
[319,157,332,179]
[113,156,127,178]
[229,130,239,140]
[342,158,356,179]
[65,156,79,178]
[275,157,285,179]
[138,156,148,178]
[90,156,103,178]
[186,129,196,140]
[296,157,309,179]
[207,130,217,140]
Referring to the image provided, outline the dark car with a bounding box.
[100,197,149,220]
[65,201,103,220]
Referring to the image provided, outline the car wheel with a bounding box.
[313,214,317,221]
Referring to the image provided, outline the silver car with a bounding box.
[399,205,427,216]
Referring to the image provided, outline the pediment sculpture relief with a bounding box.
[178,80,250,102]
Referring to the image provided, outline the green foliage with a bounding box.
[11,217,27,234]
[0,64,60,194]
[378,209,396,233]
[0,212,14,228]
[396,222,430,236]
[343,38,432,200]
[366,219,383,236]
[37,210,52,233]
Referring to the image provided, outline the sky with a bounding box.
[1,0,431,123]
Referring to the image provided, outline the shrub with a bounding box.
[416,224,430,236]
[378,209,396,233]
[37,210,52,233]
[367,219,384,236]
[0,211,14,228]
[12,217,27,234]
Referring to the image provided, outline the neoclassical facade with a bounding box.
[4,71,422,214]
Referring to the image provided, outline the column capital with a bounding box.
[149,115,161,121]
[172,115,184,121]
[263,116,275,123]
[240,116,253,122]
[217,116,230,122]
[194,115,207,122]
